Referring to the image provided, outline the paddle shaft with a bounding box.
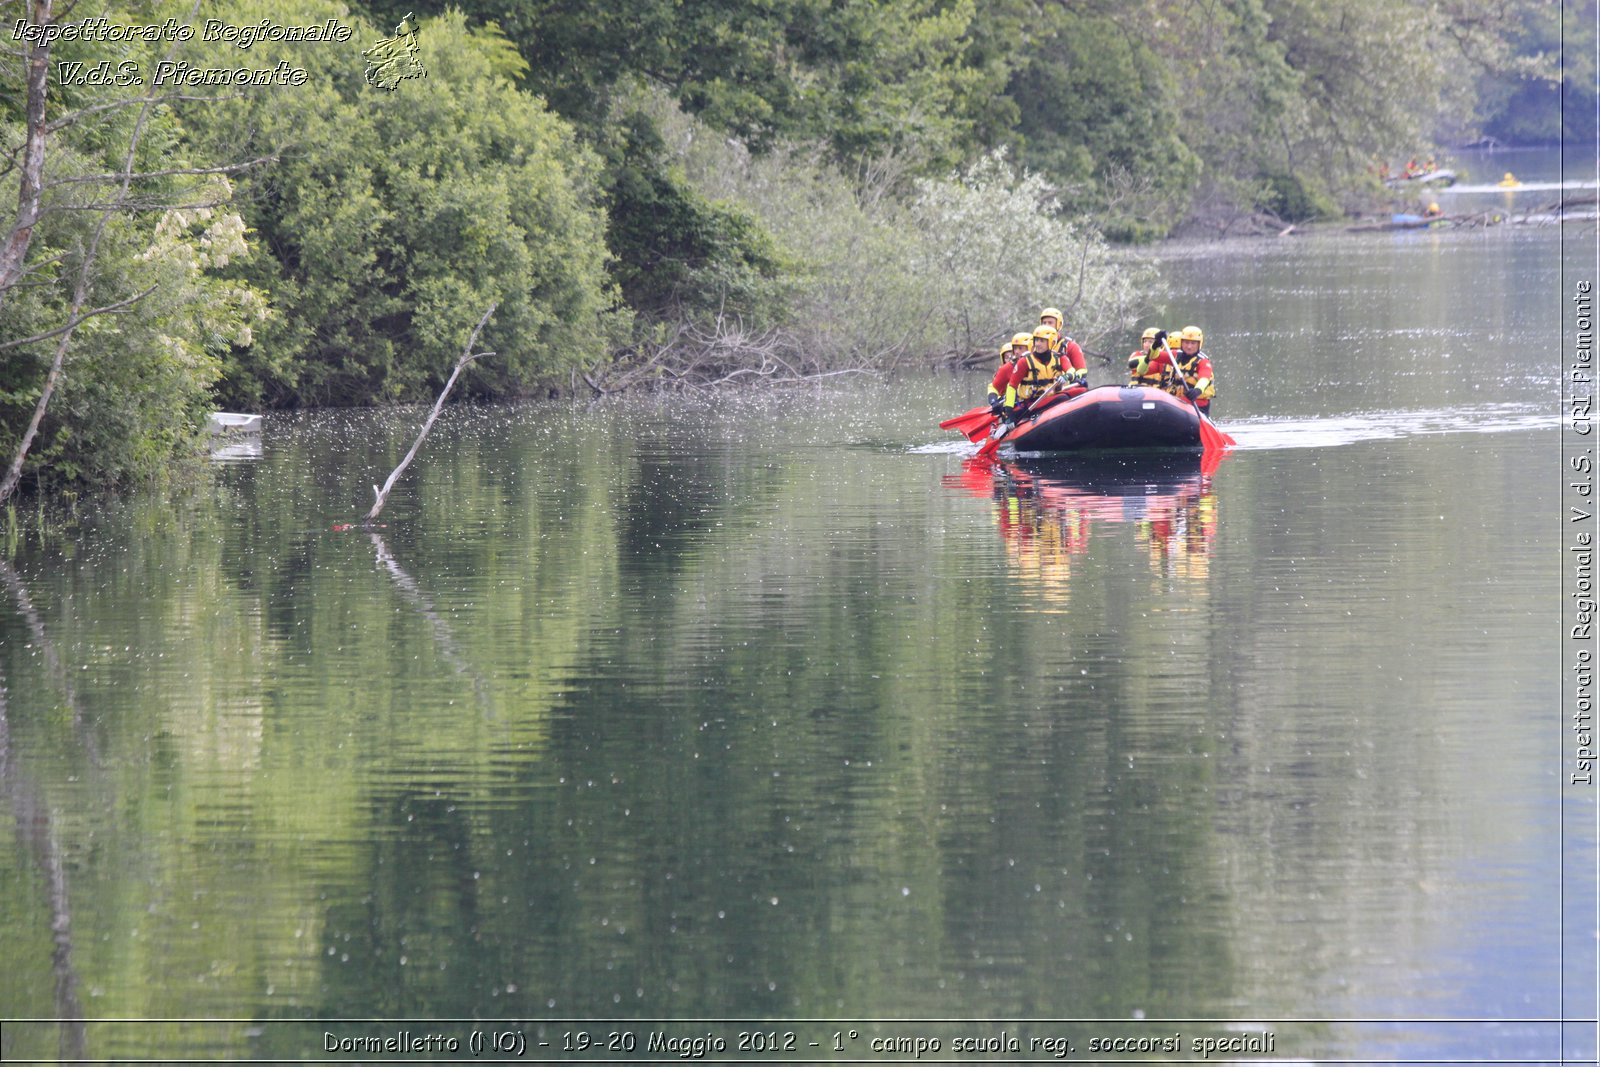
[975,378,1073,458]
[1158,337,1229,450]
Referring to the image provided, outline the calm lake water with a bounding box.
[2,173,1594,1063]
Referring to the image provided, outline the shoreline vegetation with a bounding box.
[1,0,1589,502]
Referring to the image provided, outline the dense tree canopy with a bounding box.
[362,0,994,170]
[360,0,1568,235]
[178,3,619,408]
[0,14,268,494]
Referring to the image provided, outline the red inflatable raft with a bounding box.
[987,385,1205,453]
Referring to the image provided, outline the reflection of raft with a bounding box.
[988,385,1204,454]
[1003,451,1211,501]
[1383,169,1456,188]
[944,452,1217,537]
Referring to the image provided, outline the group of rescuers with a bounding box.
[985,307,1215,421]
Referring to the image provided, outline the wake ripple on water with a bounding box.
[1225,404,1557,450]
[910,439,982,455]
[1445,180,1598,194]
[915,405,1554,456]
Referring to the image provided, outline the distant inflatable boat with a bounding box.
[1383,169,1456,188]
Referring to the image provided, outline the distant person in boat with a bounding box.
[1134,327,1185,387]
[1037,307,1089,386]
[1128,327,1163,386]
[988,332,1034,414]
[997,326,1078,417]
[1424,202,1442,219]
[1137,326,1215,416]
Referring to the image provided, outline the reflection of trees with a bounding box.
[6,393,1525,1047]
[0,558,93,759]
[0,560,87,1062]
[284,447,1243,1022]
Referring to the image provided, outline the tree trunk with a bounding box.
[0,0,55,315]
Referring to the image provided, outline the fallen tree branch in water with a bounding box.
[365,302,496,522]
[583,314,874,395]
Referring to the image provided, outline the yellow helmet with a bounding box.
[1179,325,1203,345]
[1011,331,1033,349]
[1032,325,1058,344]
[1141,327,1160,341]
[1040,307,1064,325]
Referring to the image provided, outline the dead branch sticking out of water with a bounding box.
[365,303,496,523]
[1532,194,1599,216]
[583,316,869,395]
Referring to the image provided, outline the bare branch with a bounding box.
[45,92,249,134]
[365,304,498,522]
[0,286,157,351]
[48,194,236,213]
[44,154,277,189]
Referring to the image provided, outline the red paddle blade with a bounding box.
[964,418,998,442]
[949,411,996,434]
[975,421,1012,459]
[943,409,1000,438]
[939,404,991,430]
[1196,411,1236,449]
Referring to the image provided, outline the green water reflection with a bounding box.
[0,226,1584,1064]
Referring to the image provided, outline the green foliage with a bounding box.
[907,150,1157,356]
[23,204,266,487]
[1256,171,1338,223]
[1151,0,1564,221]
[656,80,1155,363]
[708,150,939,361]
[1477,0,1591,145]
[0,6,268,494]
[358,0,992,173]
[180,3,619,407]
[1002,10,1199,236]
[600,112,790,325]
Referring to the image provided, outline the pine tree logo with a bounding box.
[363,12,426,90]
